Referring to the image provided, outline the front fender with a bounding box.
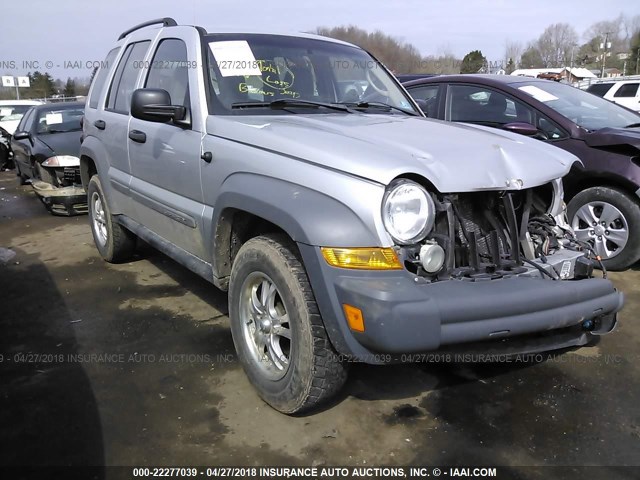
[210,172,387,277]
[214,172,382,245]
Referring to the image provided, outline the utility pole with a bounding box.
[600,32,612,78]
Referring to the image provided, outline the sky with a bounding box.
[1,0,638,81]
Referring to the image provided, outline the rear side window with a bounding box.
[586,83,614,97]
[145,39,191,109]
[107,41,151,114]
[614,83,639,98]
[88,47,120,109]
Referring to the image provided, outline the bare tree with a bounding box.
[620,13,640,48]
[316,25,424,73]
[584,16,626,53]
[520,42,545,69]
[536,23,578,67]
[504,40,523,73]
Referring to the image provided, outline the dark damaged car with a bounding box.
[404,75,640,270]
[11,102,87,215]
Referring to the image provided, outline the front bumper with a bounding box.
[31,180,87,216]
[299,244,623,362]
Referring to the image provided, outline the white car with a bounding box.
[0,100,43,135]
[586,80,640,112]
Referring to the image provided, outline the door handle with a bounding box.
[94,120,106,130]
[128,130,147,143]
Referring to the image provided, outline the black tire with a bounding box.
[567,186,640,271]
[0,144,11,170]
[87,175,136,263]
[35,162,59,187]
[228,234,347,414]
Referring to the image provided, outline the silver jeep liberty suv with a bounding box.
[81,18,623,414]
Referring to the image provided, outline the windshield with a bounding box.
[36,106,84,134]
[204,34,418,115]
[517,81,640,131]
[0,105,32,121]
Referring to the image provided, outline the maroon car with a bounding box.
[403,74,640,270]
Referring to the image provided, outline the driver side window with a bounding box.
[447,85,525,125]
[536,115,566,140]
[17,109,35,132]
[145,39,191,110]
[407,85,440,117]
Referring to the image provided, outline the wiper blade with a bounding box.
[231,99,354,113]
[341,101,419,116]
[624,122,640,129]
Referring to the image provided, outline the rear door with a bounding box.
[127,34,206,259]
[97,42,151,218]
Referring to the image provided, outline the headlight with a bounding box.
[382,179,435,245]
[42,155,80,167]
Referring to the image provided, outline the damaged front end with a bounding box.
[402,179,600,283]
[393,178,622,339]
[32,156,87,216]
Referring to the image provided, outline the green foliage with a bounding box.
[24,71,56,98]
[520,47,545,68]
[64,78,76,97]
[460,50,486,74]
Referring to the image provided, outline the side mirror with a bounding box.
[131,88,186,123]
[12,131,30,140]
[503,122,538,136]
[414,99,429,116]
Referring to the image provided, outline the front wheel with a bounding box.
[228,234,347,414]
[568,186,640,271]
[88,175,136,263]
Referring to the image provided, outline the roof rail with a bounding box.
[118,17,178,40]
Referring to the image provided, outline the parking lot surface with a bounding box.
[1,170,639,473]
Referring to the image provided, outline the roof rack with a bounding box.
[118,17,178,40]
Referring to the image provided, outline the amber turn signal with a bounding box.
[321,247,402,270]
[343,304,365,332]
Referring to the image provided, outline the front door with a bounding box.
[127,37,206,259]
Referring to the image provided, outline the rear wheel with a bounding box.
[88,175,136,263]
[229,234,347,414]
[568,186,640,271]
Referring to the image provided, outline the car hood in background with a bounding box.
[208,114,579,192]
[582,127,640,150]
[36,130,83,158]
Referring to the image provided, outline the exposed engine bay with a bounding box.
[403,179,603,282]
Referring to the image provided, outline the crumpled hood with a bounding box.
[207,114,579,192]
[582,127,640,149]
[37,130,82,157]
